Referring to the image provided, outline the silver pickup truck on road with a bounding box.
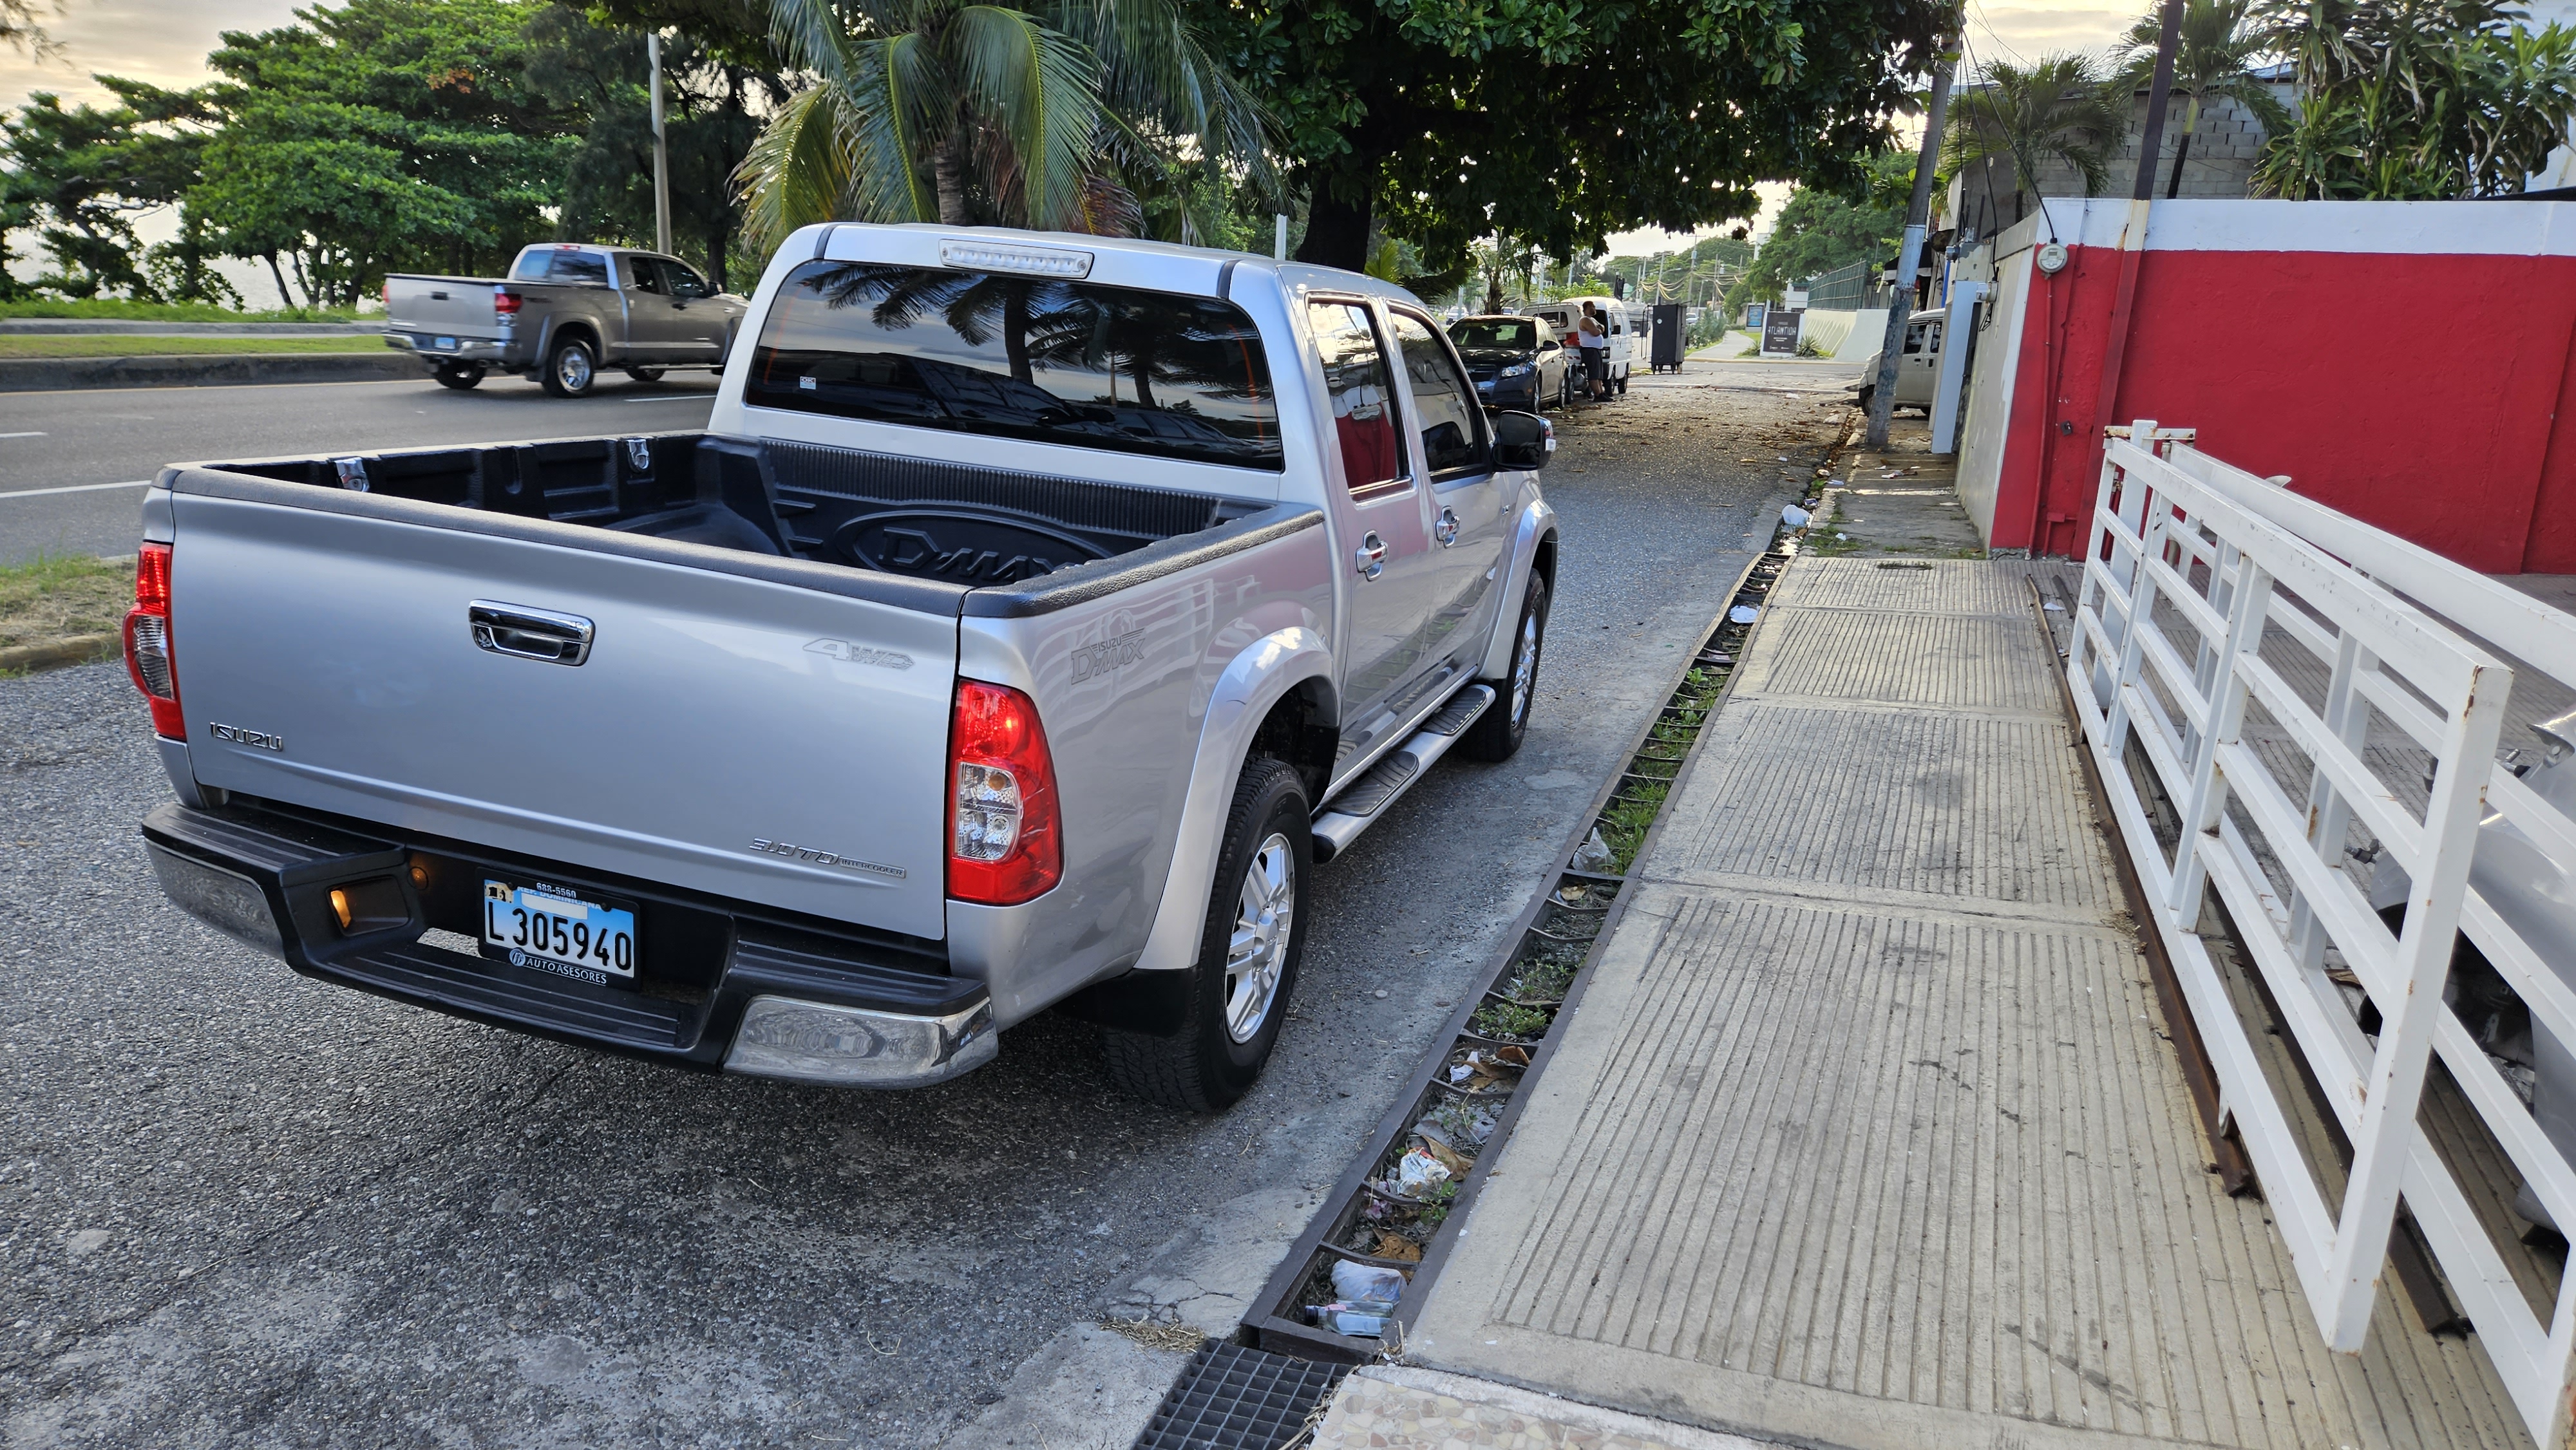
[129,225,1561,1110]
[382,243,750,397]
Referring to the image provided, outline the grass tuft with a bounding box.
[1,552,131,651]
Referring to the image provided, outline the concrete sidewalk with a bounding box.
[1311,433,2529,1447]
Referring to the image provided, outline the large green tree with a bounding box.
[1185,0,1945,276]
[0,82,210,299]
[1719,150,1908,315]
[180,0,582,307]
[1942,53,2129,223]
[525,5,786,290]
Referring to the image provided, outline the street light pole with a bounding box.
[648,32,672,257]
[1865,33,1956,450]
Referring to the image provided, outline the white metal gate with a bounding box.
[2069,420,2576,1444]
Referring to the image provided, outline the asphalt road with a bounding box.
[1,362,1854,1448]
[0,373,721,565]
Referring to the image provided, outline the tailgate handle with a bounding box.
[469,601,594,666]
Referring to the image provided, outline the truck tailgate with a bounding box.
[168,490,958,941]
[386,276,503,341]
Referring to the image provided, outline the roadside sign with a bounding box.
[1761,308,1805,357]
[1745,303,1767,331]
[1784,287,1810,310]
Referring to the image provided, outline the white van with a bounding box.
[1530,296,1632,395]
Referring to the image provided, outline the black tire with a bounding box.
[1616,369,1629,395]
[540,334,598,397]
[1462,569,1548,762]
[624,366,665,384]
[1855,384,1875,414]
[431,361,485,390]
[1103,757,1310,1112]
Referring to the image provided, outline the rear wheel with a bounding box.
[431,361,486,391]
[1103,757,1309,1113]
[624,366,665,384]
[1463,570,1548,762]
[541,334,597,397]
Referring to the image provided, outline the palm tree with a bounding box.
[1944,55,2132,223]
[736,0,1275,261]
[2116,0,2293,198]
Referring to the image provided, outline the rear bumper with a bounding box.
[142,800,996,1088]
[381,332,513,366]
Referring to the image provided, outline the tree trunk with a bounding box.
[933,133,971,225]
[265,251,291,311]
[1294,185,1372,272]
[2165,95,2202,199]
[1003,287,1032,382]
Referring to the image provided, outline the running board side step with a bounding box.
[1311,684,1494,862]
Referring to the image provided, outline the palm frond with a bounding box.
[735,81,860,263]
[950,5,1104,231]
[846,32,944,221]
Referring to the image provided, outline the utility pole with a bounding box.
[1864,33,1957,449]
[648,33,672,256]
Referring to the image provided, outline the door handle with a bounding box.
[470,601,594,666]
[1354,532,1387,581]
[1435,507,1461,547]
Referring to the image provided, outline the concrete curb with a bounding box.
[0,352,420,393]
[0,633,118,673]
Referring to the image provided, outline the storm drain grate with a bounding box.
[1130,1341,1349,1450]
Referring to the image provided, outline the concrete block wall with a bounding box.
[1949,82,2294,230]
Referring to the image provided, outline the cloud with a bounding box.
[0,0,304,114]
[1965,1,2141,64]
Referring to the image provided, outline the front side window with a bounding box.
[1390,310,1486,476]
[661,260,712,299]
[746,261,1281,471]
[1307,301,1404,493]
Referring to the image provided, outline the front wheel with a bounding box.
[431,361,485,391]
[1462,570,1548,762]
[1103,757,1309,1113]
[540,335,597,397]
[1855,384,1875,415]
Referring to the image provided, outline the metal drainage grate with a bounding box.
[1131,1341,1349,1450]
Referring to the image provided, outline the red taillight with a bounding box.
[493,289,522,316]
[379,279,389,306]
[123,542,183,739]
[947,681,1061,905]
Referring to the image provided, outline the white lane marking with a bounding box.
[0,430,45,438]
[623,395,716,403]
[1,479,150,500]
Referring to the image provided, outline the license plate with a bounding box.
[432,335,458,352]
[482,880,636,984]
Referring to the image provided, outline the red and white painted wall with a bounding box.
[1954,198,2576,574]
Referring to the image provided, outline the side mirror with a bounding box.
[1492,410,1554,471]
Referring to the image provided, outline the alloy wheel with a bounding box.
[1223,832,1296,1043]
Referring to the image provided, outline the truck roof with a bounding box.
[786,221,1428,311]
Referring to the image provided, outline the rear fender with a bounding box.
[1132,626,1335,974]
[1479,494,1558,681]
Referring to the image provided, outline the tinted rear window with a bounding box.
[746,261,1280,471]
[1450,319,1536,351]
[513,249,608,285]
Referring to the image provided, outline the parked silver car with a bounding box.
[381,243,749,397]
[131,224,1562,1111]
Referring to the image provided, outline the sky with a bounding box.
[1,0,2146,274]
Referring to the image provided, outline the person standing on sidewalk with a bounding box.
[1577,303,1608,402]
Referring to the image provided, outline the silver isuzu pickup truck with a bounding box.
[125,224,1560,1111]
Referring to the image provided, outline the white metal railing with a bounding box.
[2069,419,2576,1444]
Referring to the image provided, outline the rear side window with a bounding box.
[1388,310,1485,476]
[746,261,1280,471]
[1307,301,1404,493]
[515,249,609,285]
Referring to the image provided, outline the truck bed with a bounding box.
[186,431,1288,597]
